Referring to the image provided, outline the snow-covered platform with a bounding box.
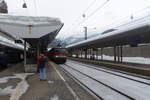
[0,61,95,100]
[69,57,150,77]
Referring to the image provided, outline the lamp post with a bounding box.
[82,14,87,40]
[84,26,87,40]
[82,14,88,59]
[83,26,87,59]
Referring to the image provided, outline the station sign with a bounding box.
[14,40,23,44]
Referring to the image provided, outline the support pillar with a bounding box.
[117,46,120,62]
[76,49,79,58]
[24,40,27,66]
[89,49,91,59]
[120,46,123,62]
[101,48,103,60]
[87,49,89,59]
[96,48,98,60]
[98,48,100,60]
[81,49,82,58]
[85,48,87,59]
[37,42,40,56]
[114,46,116,62]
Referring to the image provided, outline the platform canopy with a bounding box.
[67,15,150,49]
[0,35,24,50]
[0,14,63,49]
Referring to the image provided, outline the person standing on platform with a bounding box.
[37,55,42,73]
[39,54,48,81]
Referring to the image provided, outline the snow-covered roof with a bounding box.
[0,14,61,26]
[0,14,63,38]
[67,15,150,49]
[0,35,24,50]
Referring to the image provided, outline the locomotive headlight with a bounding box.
[55,56,59,58]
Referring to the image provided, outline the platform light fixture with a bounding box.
[15,39,23,44]
[28,25,33,34]
[22,0,27,8]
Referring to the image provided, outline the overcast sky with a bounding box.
[5,0,150,39]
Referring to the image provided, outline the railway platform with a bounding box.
[0,61,95,100]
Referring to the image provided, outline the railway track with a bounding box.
[60,60,150,100]
[68,60,150,86]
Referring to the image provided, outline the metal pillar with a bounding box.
[84,27,87,40]
[92,49,94,60]
[88,49,90,59]
[117,46,120,62]
[114,46,116,62]
[37,42,40,56]
[96,49,98,60]
[84,27,87,59]
[70,49,72,57]
[120,46,123,62]
[87,49,89,59]
[75,49,77,58]
[101,48,103,60]
[24,40,27,65]
[85,48,87,59]
[89,49,91,59]
[81,49,82,58]
[79,49,81,58]
[72,49,74,57]
[97,48,99,60]
[73,49,75,57]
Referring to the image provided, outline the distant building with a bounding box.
[0,0,8,13]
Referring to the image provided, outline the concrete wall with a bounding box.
[102,44,150,58]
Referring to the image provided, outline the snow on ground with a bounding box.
[50,94,59,100]
[75,54,150,65]
[123,57,150,65]
[102,55,150,65]
[66,62,150,100]
[61,64,130,100]
[0,73,34,100]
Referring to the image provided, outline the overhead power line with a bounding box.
[70,0,109,33]
[105,6,150,29]
[83,0,97,14]
[63,0,97,34]
[61,0,97,41]
[33,0,38,16]
[79,0,110,26]
[65,0,109,35]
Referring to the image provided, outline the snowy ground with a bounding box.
[0,73,34,100]
[61,60,150,100]
[74,54,150,65]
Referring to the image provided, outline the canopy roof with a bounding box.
[0,14,63,50]
[67,15,150,49]
[0,35,24,50]
[0,14,63,39]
